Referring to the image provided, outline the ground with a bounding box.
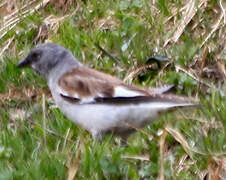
[0,0,225,179]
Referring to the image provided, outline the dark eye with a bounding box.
[32,52,40,59]
[31,51,41,61]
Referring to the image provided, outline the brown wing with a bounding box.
[58,66,197,109]
[58,66,119,99]
[58,66,150,103]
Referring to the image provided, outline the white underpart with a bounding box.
[57,101,193,134]
[114,86,144,97]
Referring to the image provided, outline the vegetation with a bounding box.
[0,0,225,179]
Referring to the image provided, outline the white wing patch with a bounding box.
[80,97,95,103]
[114,86,144,97]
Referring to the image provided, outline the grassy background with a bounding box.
[0,0,225,179]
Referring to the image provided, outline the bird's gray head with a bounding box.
[17,43,78,79]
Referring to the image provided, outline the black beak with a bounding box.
[17,57,30,68]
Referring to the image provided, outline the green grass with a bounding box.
[0,0,225,179]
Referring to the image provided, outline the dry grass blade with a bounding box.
[123,64,158,84]
[164,0,207,46]
[199,46,209,78]
[42,94,47,145]
[166,126,226,157]
[0,86,51,105]
[170,0,196,42]
[0,0,50,40]
[3,0,37,22]
[157,60,173,77]
[9,108,26,121]
[49,0,74,12]
[0,23,17,40]
[200,11,224,48]
[0,36,14,58]
[175,155,188,173]
[4,87,38,101]
[198,170,208,180]
[97,14,119,30]
[175,65,212,88]
[207,157,226,180]
[0,1,7,8]
[67,140,82,180]
[164,2,190,24]
[34,25,49,42]
[217,60,226,83]
[219,0,226,24]
[219,158,226,180]
[197,46,209,96]
[165,126,194,158]
[63,128,71,151]
[175,112,208,123]
[121,154,149,161]
[158,129,168,180]
[42,1,79,34]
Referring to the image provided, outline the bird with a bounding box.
[17,43,197,142]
